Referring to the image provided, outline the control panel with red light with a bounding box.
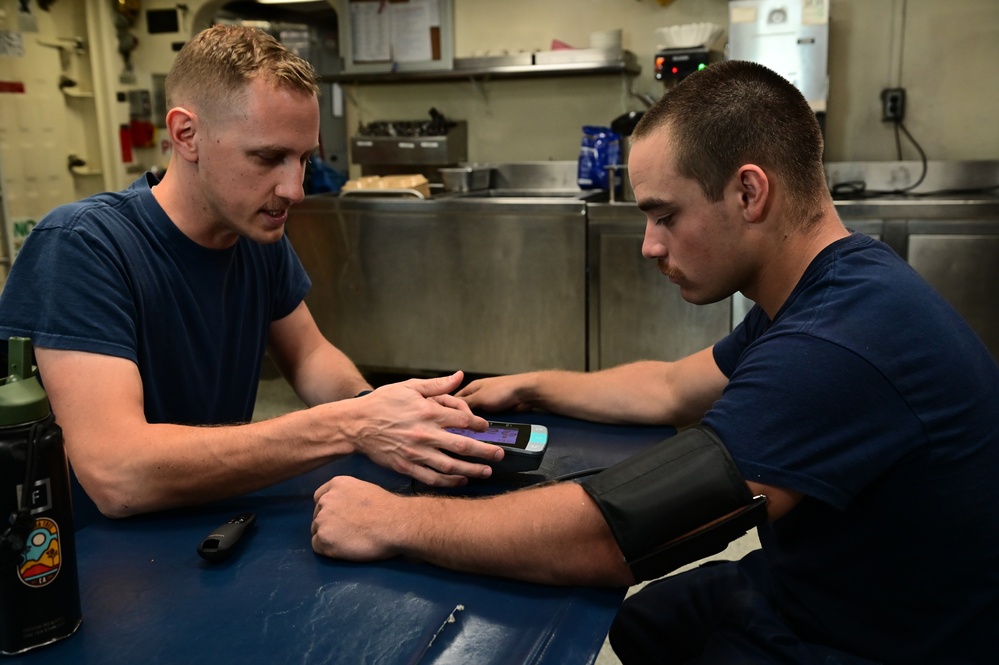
[654,47,722,82]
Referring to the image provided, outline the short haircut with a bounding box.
[165,24,319,119]
[633,60,827,225]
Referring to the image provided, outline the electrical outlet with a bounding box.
[881,88,906,122]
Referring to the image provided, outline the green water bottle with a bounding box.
[0,337,82,654]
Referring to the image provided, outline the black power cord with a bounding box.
[830,117,929,199]
[893,120,928,192]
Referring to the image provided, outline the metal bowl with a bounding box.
[439,165,493,192]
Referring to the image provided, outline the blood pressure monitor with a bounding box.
[446,421,548,473]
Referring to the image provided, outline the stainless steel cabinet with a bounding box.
[838,201,999,361]
[288,195,587,376]
[288,195,999,377]
[588,202,999,369]
[905,222,999,358]
[840,219,883,241]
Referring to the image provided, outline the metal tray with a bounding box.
[533,47,623,66]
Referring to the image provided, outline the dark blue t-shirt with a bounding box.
[704,233,999,663]
[0,173,310,425]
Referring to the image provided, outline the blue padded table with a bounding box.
[16,413,674,665]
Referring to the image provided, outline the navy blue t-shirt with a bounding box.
[0,173,310,425]
[704,233,999,663]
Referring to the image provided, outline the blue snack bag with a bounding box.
[596,128,621,190]
[578,126,621,190]
[577,126,600,189]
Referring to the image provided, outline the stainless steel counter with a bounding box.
[288,194,588,376]
[834,196,999,220]
[588,195,999,365]
[289,192,999,376]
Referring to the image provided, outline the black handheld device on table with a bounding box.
[197,512,256,562]
[446,421,549,473]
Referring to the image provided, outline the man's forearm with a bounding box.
[528,363,680,425]
[272,342,371,407]
[392,483,634,587]
[74,401,363,518]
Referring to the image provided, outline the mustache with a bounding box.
[657,259,685,281]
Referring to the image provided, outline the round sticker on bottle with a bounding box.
[18,517,62,588]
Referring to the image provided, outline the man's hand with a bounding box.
[350,371,503,487]
[312,476,400,561]
[455,373,538,413]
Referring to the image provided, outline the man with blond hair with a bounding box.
[0,25,502,519]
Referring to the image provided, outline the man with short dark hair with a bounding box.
[312,61,999,664]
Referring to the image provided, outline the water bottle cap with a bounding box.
[0,337,51,426]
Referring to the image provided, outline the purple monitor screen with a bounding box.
[447,426,519,446]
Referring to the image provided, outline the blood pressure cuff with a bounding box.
[580,425,768,581]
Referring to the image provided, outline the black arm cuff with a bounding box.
[580,425,768,581]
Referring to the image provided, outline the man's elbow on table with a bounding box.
[70,451,163,519]
[74,470,144,519]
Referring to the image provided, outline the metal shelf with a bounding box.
[322,51,641,84]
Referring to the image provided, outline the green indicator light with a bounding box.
[698,63,707,70]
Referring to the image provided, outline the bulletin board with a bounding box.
[339,0,453,74]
